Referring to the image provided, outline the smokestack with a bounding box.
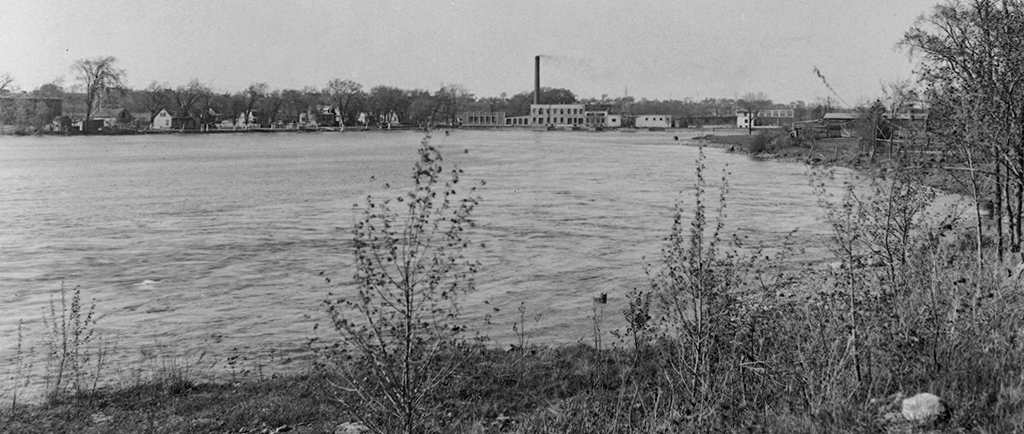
[534,55,541,105]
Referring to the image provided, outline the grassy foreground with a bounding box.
[3,333,1023,433]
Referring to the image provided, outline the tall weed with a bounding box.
[41,282,99,400]
[325,133,481,434]
[645,147,799,427]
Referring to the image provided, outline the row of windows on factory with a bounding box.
[533,107,584,115]
[468,115,499,124]
[531,117,606,125]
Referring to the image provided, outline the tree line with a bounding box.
[1,57,832,131]
[900,0,1024,265]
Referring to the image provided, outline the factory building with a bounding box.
[530,104,586,127]
[457,111,506,127]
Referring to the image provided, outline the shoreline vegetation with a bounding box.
[4,132,1024,434]
[11,0,1024,430]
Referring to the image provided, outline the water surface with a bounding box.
[0,129,852,394]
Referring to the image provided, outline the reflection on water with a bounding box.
[0,130,854,396]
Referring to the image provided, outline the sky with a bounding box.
[0,0,942,106]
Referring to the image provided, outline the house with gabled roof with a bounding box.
[152,108,174,129]
[237,110,260,128]
[92,107,134,127]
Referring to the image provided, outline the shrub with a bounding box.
[325,133,481,434]
[42,282,99,401]
[747,131,778,154]
[645,147,797,427]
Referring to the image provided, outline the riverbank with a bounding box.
[4,130,1021,433]
[700,131,966,198]
[6,265,1023,434]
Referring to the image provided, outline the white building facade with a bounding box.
[152,108,173,129]
[636,114,673,129]
[530,104,586,126]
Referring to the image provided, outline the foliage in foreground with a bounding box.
[322,133,481,434]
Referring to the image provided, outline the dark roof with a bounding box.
[883,112,929,121]
[822,112,859,121]
[93,107,130,118]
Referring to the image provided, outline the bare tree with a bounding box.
[169,79,211,120]
[138,82,170,125]
[281,86,321,126]
[434,84,474,126]
[324,79,363,127]
[902,0,1024,262]
[737,92,773,135]
[259,89,284,127]
[243,82,268,127]
[72,56,125,121]
[367,86,410,128]
[407,91,436,128]
[0,73,14,95]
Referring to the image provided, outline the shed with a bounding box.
[92,107,134,127]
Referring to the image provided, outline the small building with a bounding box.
[585,110,606,128]
[130,112,152,130]
[92,108,134,128]
[583,110,616,129]
[171,116,196,130]
[203,107,222,126]
[78,119,105,133]
[736,109,795,128]
[681,115,736,128]
[152,108,174,129]
[51,115,72,132]
[759,109,795,126]
[357,111,400,128]
[237,110,260,128]
[822,112,860,138]
[636,114,673,129]
[304,106,340,127]
[883,112,929,140]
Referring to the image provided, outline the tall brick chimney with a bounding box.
[534,55,541,105]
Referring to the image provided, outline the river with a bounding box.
[1,129,855,396]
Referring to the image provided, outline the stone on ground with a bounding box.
[901,392,949,423]
[335,421,369,434]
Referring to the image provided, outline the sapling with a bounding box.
[326,133,481,434]
[42,282,97,400]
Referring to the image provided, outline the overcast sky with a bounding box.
[1,0,941,105]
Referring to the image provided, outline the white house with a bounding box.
[357,111,400,128]
[152,108,173,129]
[636,114,673,129]
[237,111,260,128]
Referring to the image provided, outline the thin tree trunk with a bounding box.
[997,162,1005,262]
[1016,149,1024,252]
[966,146,985,268]
[1006,176,1016,251]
